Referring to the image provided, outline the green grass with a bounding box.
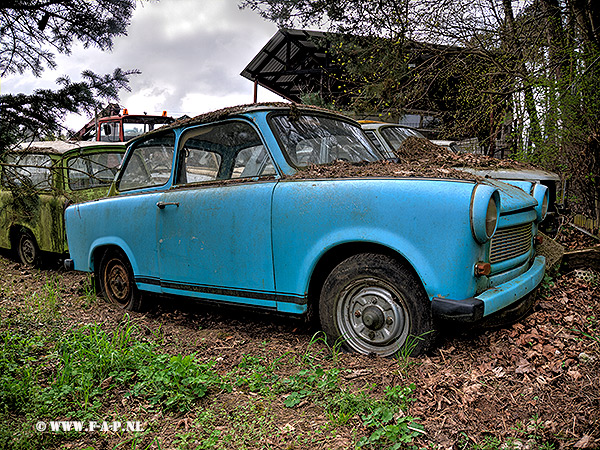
[2,269,584,450]
[0,311,426,450]
[0,314,229,449]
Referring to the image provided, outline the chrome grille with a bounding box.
[489,223,532,264]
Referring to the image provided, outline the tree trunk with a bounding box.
[501,0,543,151]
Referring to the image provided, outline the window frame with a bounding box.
[116,130,176,192]
[173,119,278,187]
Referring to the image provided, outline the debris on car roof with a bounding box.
[149,102,335,136]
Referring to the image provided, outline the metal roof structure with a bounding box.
[240,28,461,108]
[241,28,349,104]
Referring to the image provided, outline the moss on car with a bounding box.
[0,141,126,265]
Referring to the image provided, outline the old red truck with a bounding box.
[72,104,175,142]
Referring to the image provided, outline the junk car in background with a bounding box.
[64,104,548,356]
[359,120,562,227]
[0,141,126,266]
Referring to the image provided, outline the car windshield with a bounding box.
[122,118,173,140]
[270,114,380,167]
[380,126,425,151]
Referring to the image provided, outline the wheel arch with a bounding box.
[88,239,138,275]
[305,242,427,322]
[9,224,33,248]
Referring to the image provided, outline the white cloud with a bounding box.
[1,0,284,131]
[180,88,282,117]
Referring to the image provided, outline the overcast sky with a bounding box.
[2,0,285,131]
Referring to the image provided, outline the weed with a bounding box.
[356,383,423,449]
[573,327,600,346]
[0,330,45,414]
[304,330,348,363]
[78,275,97,308]
[230,353,282,396]
[130,353,222,412]
[395,332,432,372]
[282,365,342,407]
[26,275,63,320]
[541,273,556,290]
[325,388,373,425]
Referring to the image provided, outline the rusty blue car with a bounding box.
[64,104,548,356]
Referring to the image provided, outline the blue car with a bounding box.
[64,104,548,356]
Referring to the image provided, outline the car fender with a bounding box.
[297,226,441,299]
[272,179,481,303]
[87,236,140,275]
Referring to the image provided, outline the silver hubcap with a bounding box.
[337,279,409,356]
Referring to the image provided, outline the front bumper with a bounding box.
[431,255,546,322]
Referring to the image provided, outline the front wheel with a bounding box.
[98,250,144,311]
[319,253,434,357]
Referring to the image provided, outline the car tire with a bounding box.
[17,229,40,267]
[319,253,434,357]
[98,250,144,312]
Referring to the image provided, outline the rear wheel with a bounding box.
[319,253,434,357]
[98,250,144,311]
[16,230,40,267]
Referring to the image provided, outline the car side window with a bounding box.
[67,152,123,190]
[232,145,276,179]
[180,148,222,183]
[1,153,53,191]
[176,121,275,185]
[100,122,120,142]
[364,130,386,155]
[118,132,175,191]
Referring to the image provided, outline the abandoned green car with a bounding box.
[0,141,126,265]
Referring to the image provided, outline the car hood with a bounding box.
[459,167,560,182]
[482,178,539,213]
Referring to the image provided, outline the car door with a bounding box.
[109,131,177,285]
[156,120,280,308]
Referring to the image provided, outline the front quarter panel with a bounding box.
[272,178,482,303]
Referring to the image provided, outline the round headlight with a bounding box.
[532,183,549,222]
[485,196,498,238]
[470,184,500,244]
[541,190,549,219]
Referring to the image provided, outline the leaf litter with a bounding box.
[0,225,598,449]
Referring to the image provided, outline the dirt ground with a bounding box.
[0,226,599,449]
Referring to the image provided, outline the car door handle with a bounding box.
[156,201,180,209]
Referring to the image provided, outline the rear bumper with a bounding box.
[64,258,75,271]
[432,255,546,322]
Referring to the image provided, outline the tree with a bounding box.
[1,0,135,77]
[240,0,600,219]
[0,68,139,148]
[0,0,141,147]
